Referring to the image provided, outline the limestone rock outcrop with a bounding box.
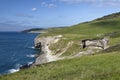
[33,35,63,65]
[81,37,109,49]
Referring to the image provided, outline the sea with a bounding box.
[0,32,40,75]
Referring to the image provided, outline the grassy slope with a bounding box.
[0,13,120,80]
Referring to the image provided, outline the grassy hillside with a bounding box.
[95,12,120,21]
[0,12,120,80]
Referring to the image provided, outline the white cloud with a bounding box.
[59,0,120,3]
[48,3,57,8]
[31,8,37,11]
[94,0,120,7]
[58,0,120,7]
[41,2,47,7]
[41,2,57,8]
[59,0,96,3]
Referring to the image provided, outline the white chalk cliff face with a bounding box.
[82,37,109,49]
[74,37,109,56]
[34,35,63,65]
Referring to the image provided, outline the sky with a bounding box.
[0,0,120,31]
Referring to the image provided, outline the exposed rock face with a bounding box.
[73,37,110,57]
[35,42,42,49]
[34,35,62,49]
[20,64,32,69]
[82,37,109,49]
[33,35,63,65]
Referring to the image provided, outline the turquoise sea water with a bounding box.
[0,32,39,74]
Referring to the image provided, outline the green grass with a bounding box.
[62,42,81,56]
[49,39,69,55]
[0,52,120,80]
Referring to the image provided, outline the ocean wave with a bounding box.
[7,69,20,74]
[28,46,35,49]
[26,54,36,58]
[28,61,34,65]
[4,61,34,74]
[20,61,34,69]
[7,64,22,74]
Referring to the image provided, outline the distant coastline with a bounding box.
[22,28,47,33]
[27,31,47,33]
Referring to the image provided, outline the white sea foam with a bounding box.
[28,61,34,65]
[26,54,35,58]
[31,46,35,49]
[28,46,35,49]
[8,69,20,74]
[6,64,22,74]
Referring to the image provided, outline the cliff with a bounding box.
[33,34,110,65]
[33,35,63,65]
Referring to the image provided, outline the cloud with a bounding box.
[96,1,120,7]
[31,8,37,11]
[15,13,34,18]
[58,0,120,7]
[59,0,95,3]
[59,0,120,3]
[41,2,57,8]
